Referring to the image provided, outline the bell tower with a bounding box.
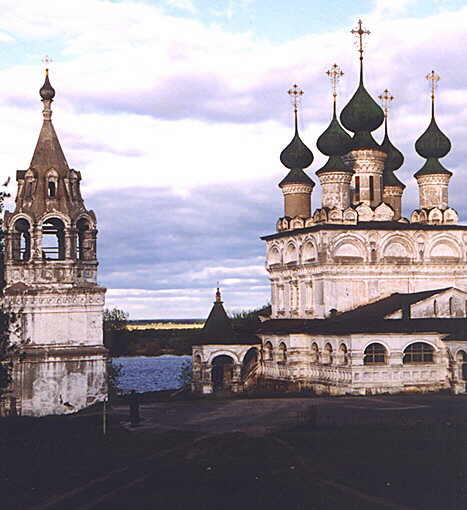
[3,68,107,416]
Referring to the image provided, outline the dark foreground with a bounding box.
[2,392,467,509]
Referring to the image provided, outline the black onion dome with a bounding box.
[381,132,404,172]
[415,116,451,159]
[317,108,353,156]
[280,115,313,170]
[279,168,315,188]
[40,71,55,100]
[340,81,385,134]
[316,155,352,176]
[414,157,452,178]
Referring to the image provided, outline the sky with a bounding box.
[1,0,467,319]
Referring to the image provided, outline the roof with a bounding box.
[261,221,467,241]
[279,168,314,187]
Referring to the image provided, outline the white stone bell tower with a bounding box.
[3,68,107,416]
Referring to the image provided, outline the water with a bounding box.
[111,355,191,393]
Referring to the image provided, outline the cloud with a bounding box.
[165,0,197,14]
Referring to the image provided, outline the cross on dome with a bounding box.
[379,89,394,119]
[287,84,304,113]
[326,63,344,103]
[351,19,370,63]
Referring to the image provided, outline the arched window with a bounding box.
[48,181,56,198]
[433,300,438,317]
[13,218,31,262]
[76,218,92,260]
[354,176,360,203]
[264,341,273,361]
[278,342,287,363]
[42,218,65,260]
[339,344,348,366]
[403,342,434,364]
[364,343,387,365]
[311,342,319,364]
[322,343,333,365]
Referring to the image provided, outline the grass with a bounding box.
[127,322,204,331]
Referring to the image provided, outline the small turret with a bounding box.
[278,84,314,224]
[316,64,354,212]
[412,71,455,223]
[379,89,405,220]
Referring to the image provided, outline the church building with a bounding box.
[192,21,467,396]
[2,69,107,416]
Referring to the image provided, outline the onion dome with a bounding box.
[316,155,350,176]
[381,129,405,188]
[340,81,385,135]
[415,117,451,159]
[317,105,353,157]
[280,117,314,170]
[39,69,55,100]
[414,71,452,177]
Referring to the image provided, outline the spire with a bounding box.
[198,288,237,344]
[279,84,314,172]
[379,89,405,188]
[340,20,384,150]
[351,19,370,84]
[316,64,353,175]
[414,70,452,177]
[31,68,69,174]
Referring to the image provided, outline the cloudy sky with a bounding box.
[1,0,466,318]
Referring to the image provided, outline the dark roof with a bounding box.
[258,317,467,338]
[279,111,313,170]
[415,116,451,159]
[316,155,353,176]
[340,80,385,133]
[316,106,353,157]
[279,168,315,187]
[261,221,467,241]
[332,288,449,322]
[414,157,452,178]
[195,292,259,345]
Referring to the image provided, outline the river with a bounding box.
[112,355,192,393]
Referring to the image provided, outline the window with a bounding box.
[42,218,65,260]
[403,342,434,364]
[364,343,387,365]
[311,342,319,364]
[339,344,348,366]
[48,181,56,198]
[278,342,287,363]
[322,343,333,365]
[76,218,92,260]
[369,175,374,201]
[354,176,360,203]
[264,342,273,361]
[13,218,31,262]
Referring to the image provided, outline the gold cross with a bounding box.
[288,84,304,112]
[378,89,394,118]
[426,70,440,101]
[351,19,370,61]
[326,64,344,100]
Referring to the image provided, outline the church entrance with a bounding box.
[211,355,234,392]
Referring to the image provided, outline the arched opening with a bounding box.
[364,343,387,365]
[311,342,319,364]
[322,343,333,365]
[241,347,259,382]
[76,218,92,260]
[354,175,360,203]
[456,351,467,381]
[264,341,273,361]
[369,175,374,202]
[278,342,287,364]
[403,342,434,364]
[449,297,455,317]
[48,181,56,198]
[339,344,348,366]
[13,218,31,262]
[42,218,65,260]
[211,355,234,392]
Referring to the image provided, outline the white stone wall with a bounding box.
[258,332,463,395]
[266,227,467,318]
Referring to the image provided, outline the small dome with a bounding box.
[381,132,404,172]
[40,71,55,100]
[280,130,313,170]
[279,168,315,188]
[340,82,385,134]
[352,131,383,151]
[414,157,452,178]
[316,155,352,176]
[317,110,353,156]
[415,117,451,159]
